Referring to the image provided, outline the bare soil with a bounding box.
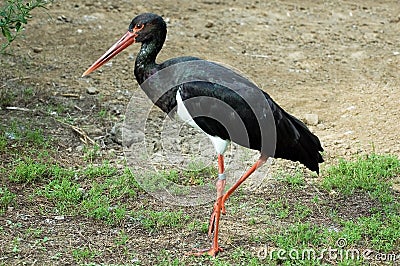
[1,0,399,265]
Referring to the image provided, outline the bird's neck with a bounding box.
[134,39,164,84]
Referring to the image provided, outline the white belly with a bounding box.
[176,90,229,154]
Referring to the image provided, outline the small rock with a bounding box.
[54,215,65,221]
[76,145,84,152]
[33,47,43,53]
[57,15,72,23]
[304,113,319,126]
[345,105,356,111]
[86,87,99,95]
[5,132,17,140]
[205,21,214,28]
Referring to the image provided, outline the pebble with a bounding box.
[76,145,84,152]
[205,21,214,28]
[57,15,72,23]
[304,113,319,125]
[86,87,99,94]
[33,47,43,53]
[54,215,65,221]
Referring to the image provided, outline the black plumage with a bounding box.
[130,13,323,173]
[82,13,324,256]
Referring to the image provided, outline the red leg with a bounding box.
[221,156,267,212]
[192,155,268,257]
[192,154,226,256]
[209,154,226,235]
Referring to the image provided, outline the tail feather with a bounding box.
[273,107,324,173]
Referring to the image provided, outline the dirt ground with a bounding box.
[1,0,400,265]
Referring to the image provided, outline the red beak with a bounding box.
[82,31,136,77]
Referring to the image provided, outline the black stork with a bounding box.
[82,13,324,256]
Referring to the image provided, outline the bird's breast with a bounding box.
[176,89,201,130]
[175,89,229,154]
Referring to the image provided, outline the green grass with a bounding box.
[0,88,16,107]
[2,116,399,266]
[98,109,107,118]
[25,227,43,238]
[350,213,400,252]
[153,248,263,266]
[278,170,306,189]
[293,203,313,221]
[83,144,101,162]
[261,210,400,265]
[267,199,290,219]
[322,154,400,204]
[72,247,101,262]
[114,230,129,246]
[36,165,140,224]
[39,176,83,211]
[0,132,7,151]
[1,121,49,149]
[0,186,16,213]
[9,159,51,183]
[5,146,140,224]
[132,209,190,231]
[84,162,118,179]
[256,154,400,265]
[9,158,74,183]
[163,162,218,186]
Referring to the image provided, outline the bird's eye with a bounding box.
[134,23,144,30]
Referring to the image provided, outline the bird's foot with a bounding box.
[208,198,226,237]
[190,246,223,257]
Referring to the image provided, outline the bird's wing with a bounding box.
[178,80,277,155]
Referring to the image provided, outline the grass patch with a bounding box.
[293,203,313,221]
[0,186,16,213]
[72,247,101,262]
[263,211,400,265]
[278,170,306,189]
[322,154,400,204]
[258,154,400,265]
[0,132,7,151]
[9,159,51,183]
[36,164,140,224]
[164,162,218,186]
[9,159,73,183]
[83,144,101,162]
[267,199,290,219]
[348,213,400,252]
[39,177,83,212]
[132,209,190,231]
[84,162,118,179]
[2,121,48,148]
